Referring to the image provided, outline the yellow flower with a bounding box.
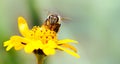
[4,17,80,58]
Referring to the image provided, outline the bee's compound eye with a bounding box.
[49,15,53,19]
[48,15,59,24]
[53,17,57,21]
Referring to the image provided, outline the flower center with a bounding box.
[28,26,57,44]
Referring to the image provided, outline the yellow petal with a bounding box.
[43,48,55,55]
[6,44,14,51]
[10,36,26,42]
[10,36,27,50]
[33,40,43,49]
[47,40,57,48]
[4,36,26,51]
[4,40,11,47]
[24,40,43,53]
[58,39,78,44]
[14,43,24,50]
[24,43,34,53]
[18,17,29,37]
[61,44,77,52]
[57,46,80,58]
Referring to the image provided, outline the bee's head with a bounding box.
[43,14,61,33]
[47,14,61,25]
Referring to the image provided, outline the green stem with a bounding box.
[35,54,45,64]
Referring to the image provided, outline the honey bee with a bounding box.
[43,14,61,33]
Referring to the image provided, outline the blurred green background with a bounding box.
[0,0,120,64]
